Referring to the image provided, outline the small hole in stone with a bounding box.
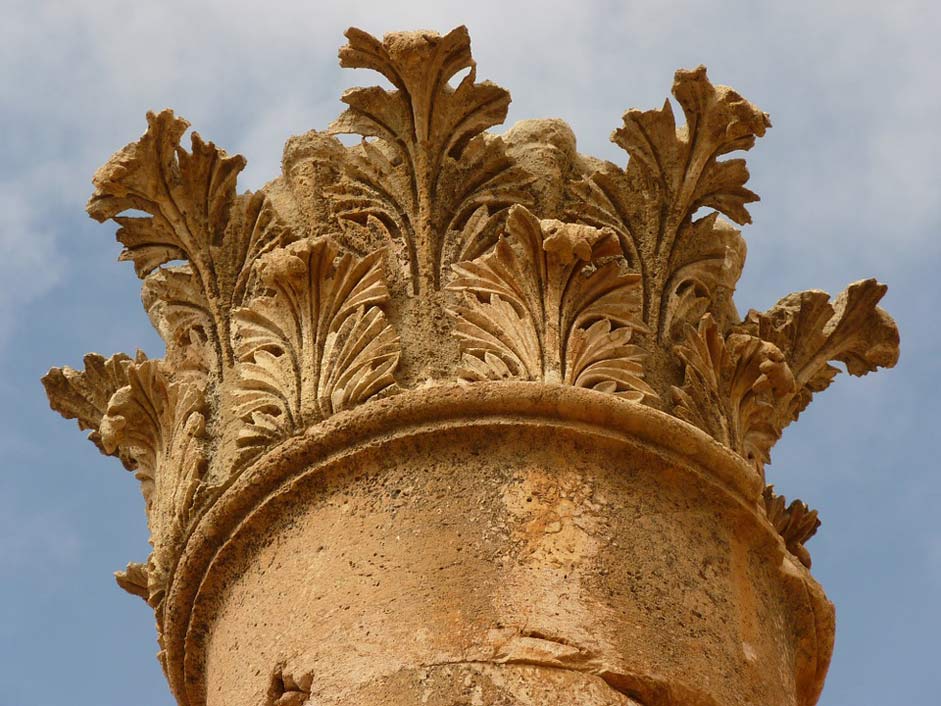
[448,66,472,89]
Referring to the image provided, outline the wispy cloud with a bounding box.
[0,185,64,345]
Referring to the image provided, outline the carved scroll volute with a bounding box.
[447,205,656,400]
[326,26,533,293]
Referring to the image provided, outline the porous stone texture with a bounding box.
[190,386,831,706]
[43,25,895,706]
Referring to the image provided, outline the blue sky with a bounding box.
[1,1,938,704]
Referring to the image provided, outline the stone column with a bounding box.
[44,26,898,706]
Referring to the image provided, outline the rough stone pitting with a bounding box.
[43,25,898,706]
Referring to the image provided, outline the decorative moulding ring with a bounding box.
[163,382,822,706]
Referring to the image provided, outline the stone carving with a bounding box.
[87,110,291,378]
[42,25,900,706]
[447,204,654,399]
[565,66,765,342]
[267,666,313,706]
[672,313,794,471]
[670,278,898,475]
[114,561,150,600]
[232,237,399,466]
[326,26,533,293]
[763,485,821,569]
[737,278,899,435]
[99,360,209,608]
[42,351,145,468]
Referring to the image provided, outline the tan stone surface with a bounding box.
[43,25,896,706]
[185,386,829,706]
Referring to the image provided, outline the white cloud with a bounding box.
[0,185,64,346]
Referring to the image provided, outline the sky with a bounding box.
[0,1,938,704]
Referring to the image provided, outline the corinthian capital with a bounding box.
[45,26,898,706]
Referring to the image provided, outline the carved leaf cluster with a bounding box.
[114,562,150,601]
[327,26,533,292]
[42,352,146,469]
[739,278,899,425]
[99,360,210,606]
[763,485,820,569]
[672,314,795,470]
[567,66,767,340]
[43,25,904,613]
[674,279,899,475]
[88,110,291,376]
[448,205,655,400]
[232,237,400,466]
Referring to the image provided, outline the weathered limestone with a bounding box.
[43,26,898,706]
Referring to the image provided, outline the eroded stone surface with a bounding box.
[196,412,824,706]
[43,24,895,706]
